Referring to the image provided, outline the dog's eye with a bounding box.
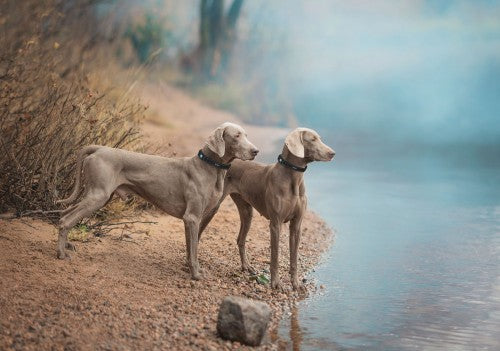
[235,133,240,138]
[312,137,317,141]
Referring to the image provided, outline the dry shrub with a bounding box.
[0,0,146,218]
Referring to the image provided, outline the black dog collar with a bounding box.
[198,150,231,170]
[277,154,307,172]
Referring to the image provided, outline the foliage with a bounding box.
[126,13,168,63]
[68,224,90,242]
[0,0,145,218]
[250,272,270,285]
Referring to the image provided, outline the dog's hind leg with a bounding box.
[57,190,112,259]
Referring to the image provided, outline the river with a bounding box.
[277,139,500,350]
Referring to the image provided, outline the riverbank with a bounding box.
[0,82,334,350]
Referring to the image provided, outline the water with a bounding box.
[278,141,500,350]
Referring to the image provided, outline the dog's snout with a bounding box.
[328,150,335,159]
[251,148,259,156]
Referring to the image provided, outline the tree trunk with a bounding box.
[226,0,244,30]
[220,0,244,71]
[199,0,223,77]
[186,0,244,80]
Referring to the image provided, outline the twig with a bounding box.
[89,220,157,228]
[0,209,64,219]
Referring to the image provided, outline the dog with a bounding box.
[56,122,258,280]
[199,127,334,289]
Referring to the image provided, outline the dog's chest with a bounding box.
[273,192,306,222]
[205,186,223,211]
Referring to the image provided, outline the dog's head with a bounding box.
[206,122,259,161]
[285,127,335,162]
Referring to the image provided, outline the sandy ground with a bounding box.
[0,82,333,350]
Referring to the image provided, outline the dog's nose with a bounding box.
[251,148,259,156]
[328,150,335,159]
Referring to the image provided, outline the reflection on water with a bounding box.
[289,307,303,351]
[278,144,500,350]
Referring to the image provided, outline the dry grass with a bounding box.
[0,0,146,220]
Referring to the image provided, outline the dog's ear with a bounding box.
[206,125,226,157]
[285,129,305,158]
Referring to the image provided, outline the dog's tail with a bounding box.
[56,145,101,205]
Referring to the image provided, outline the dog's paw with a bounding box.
[65,242,76,251]
[242,263,257,275]
[191,272,203,281]
[292,282,306,293]
[271,280,284,291]
[56,250,72,260]
[56,250,65,260]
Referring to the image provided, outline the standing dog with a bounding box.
[199,128,334,289]
[56,122,258,280]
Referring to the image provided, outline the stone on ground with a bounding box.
[216,295,271,346]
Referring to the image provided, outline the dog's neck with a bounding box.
[199,146,232,192]
[281,146,309,169]
[279,146,307,195]
[200,146,234,165]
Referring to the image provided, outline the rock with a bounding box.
[216,296,271,346]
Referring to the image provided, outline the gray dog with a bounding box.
[199,128,334,290]
[57,122,258,280]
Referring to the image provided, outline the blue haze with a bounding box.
[274,2,500,349]
[277,0,500,146]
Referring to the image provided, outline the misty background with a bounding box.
[285,1,500,146]
[101,0,500,150]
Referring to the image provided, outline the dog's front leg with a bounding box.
[289,216,303,290]
[197,201,222,243]
[270,219,282,289]
[183,207,202,281]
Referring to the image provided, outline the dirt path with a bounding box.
[0,82,333,350]
[139,81,288,158]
